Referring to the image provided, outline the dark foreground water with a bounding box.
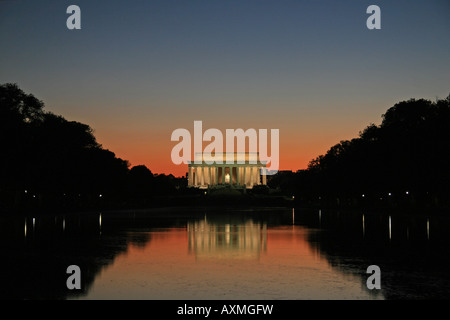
[1,207,450,300]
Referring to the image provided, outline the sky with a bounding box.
[1,0,449,177]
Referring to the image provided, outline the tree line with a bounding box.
[269,94,450,211]
[0,83,186,213]
[2,83,449,213]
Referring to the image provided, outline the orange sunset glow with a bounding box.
[91,106,383,177]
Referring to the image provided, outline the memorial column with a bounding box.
[200,166,204,186]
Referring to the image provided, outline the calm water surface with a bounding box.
[1,207,450,300]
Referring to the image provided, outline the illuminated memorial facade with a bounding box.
[187,152,267,189]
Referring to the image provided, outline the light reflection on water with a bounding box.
[1,207,450,300]
[187,219,267,261]
[83,225,375,299]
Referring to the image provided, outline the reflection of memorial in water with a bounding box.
[188,217,267,260]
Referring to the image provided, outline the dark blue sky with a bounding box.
[1,0,449,174]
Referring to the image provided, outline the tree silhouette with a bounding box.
[272,94,450,210]
[0,83,189,213]
[127,165,154,200]
[3,83,449,212]
[0,83,44,124]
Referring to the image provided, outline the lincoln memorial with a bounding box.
[188,152,267,189]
